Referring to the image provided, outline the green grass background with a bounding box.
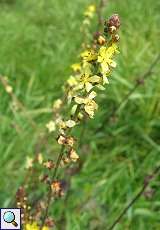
[0,0,160,229]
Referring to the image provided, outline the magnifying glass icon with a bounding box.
[3,211,18,227]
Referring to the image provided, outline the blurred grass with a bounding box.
[0,0,160,229]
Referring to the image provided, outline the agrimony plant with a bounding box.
[42,12,121,230]
[15,4,121,230]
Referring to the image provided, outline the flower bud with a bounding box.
[43,160,55,170]
[53,99,62,111]
[69,148,79,162]
[112,34,120,42]
[97,35,106,45]
[57,135,66,145]
[57,135,75,147]
[109,26,117,34]
[61,157,70,166]
[93,31,102,39]
[107,14,120,29]
[51,180,62,196]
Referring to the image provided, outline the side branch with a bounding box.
[107,165,160,230]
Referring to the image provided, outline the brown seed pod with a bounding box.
[51,181,61,194]
[43,160,55,170]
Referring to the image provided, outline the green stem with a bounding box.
[107,165,160,230]
[40,105,81,229]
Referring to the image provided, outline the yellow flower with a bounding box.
[81,49,97,62]
[71,63,81,72]
[51,181,61,194]
[53,99,62,111]
[67,136,75,147]
[67,87,79,104]
[84,4,96,18]
[67,76,78,87]
[56,118,77,131]
[98,43,119,83]
[88,5,96,12]
[5,85,13,93]
[98,46,115,71]
[43,160,55,169]
[42,227,49,230]
[77,64,100,92]
[60,156,71,166]
[69,148,79,162]
[57,135,75,147]
[46,121,56,133]
[25,156,33,169]
[75,91,98,118]
[84,100,98,118]
[65,120,76,128]
[25,222,38,230]
[110,43,120,54]
[56,118,67,134]
[25,222,49,230]
[56,119,66,129]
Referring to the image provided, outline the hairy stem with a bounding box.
[40,145,65,230]
[40,105,81,229]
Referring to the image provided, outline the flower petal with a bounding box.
[65,120,76,128]
[88,91,97,99]
[103,76,109,84]
[110,60,117,68]
[75,96,85,104]
[89,75,101,83]
[85,82,93,92]
[46,121,56,132]
[69,149,79,162]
